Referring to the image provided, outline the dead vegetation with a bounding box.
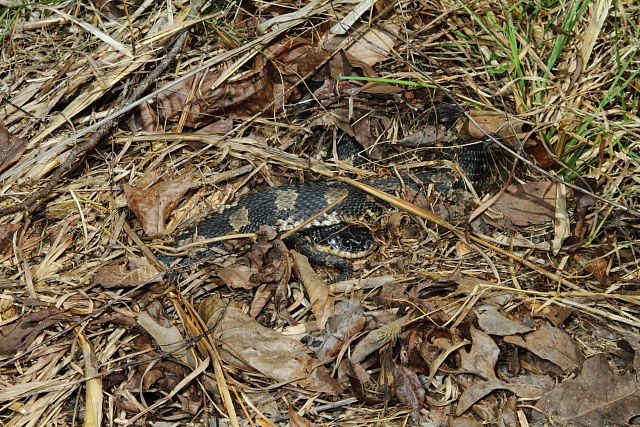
[0,0,639,425]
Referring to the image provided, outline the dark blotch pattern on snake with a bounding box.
[156,140,489,273]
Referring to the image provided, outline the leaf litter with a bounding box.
[0,0,639,426]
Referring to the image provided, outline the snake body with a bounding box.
[156,139,488,273]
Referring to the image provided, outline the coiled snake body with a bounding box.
[156,139,488,278]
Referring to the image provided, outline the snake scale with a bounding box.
[156,137,489,278]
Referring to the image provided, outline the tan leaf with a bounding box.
[534,354,640,425]
[393,364,425,424]
[345,28,395,67]
[137,301,196,367]
[0,309,69,354]
[315,299,365,362]
[490,181,557,227]
[456,327,552,415]
[124,168,196,236]
[0,120,26,173]
[504,323,584,372]
[0,223,20,254]
[217,265,260,289]
[199,295,341,394]
[476,305,532,336]
[93,256,161,288]
[288,406,320,427]
[457,110,533,146]
[291,251,334,330]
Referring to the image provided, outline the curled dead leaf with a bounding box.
[124,168,196,236]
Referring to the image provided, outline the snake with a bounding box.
[156,136,488,279]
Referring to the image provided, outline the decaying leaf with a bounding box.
[457,110,533,147]
[199,294,341,394]
[124,168,196,236]
[137,301,196,367]
[93,256,161,288]
[0,223,20,254]
[345,28,395,68]
[489,181,558,228]
[0,120,26,173]
[0,309,69,354]
[534,354,640,425]
[314,299,365,362]
[153,38,331,126]
[351,315,409,364]
[217,265,260,289]
[574,253,611,286]
[292,251,334,330]
[524,299,574,327]
[476,304,532,336]
[393,364,425,425]
[456,327,553,416]
[504,322,584,372]
[288,406,320,427]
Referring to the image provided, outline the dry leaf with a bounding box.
[199,295,341,394]
[314,299,365,362]
[534,354,640,425]
[292,251,334,330]
[504,322,584,372]
[456,327,552,416]
[153,38,331,126]
[0,309,69,354]
[457,110,532,146]
[345,28,395,67]
[489,181,557,228]
[393,364,425,425]
[0,120,26,173]
[124,168,196,236]
[524,299,574,327]
[217,265,260,289]
[137,301,196,367]
[93,256,161,288]
[476,305,532,336]
[288,406,320,427]
[0,223,20,254]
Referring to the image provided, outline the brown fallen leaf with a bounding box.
[574,253,611,286]
[0,223,20,254]
[94,0,124,20]
[456,110,533,147]
[393,363,425,425]
[137,301,196,367]
[93,256,161,288]
[351,315,409,364]
[288,405,320,427]
[524,299,574,327]
[488,181,558,228]
[456,327,553,416]
[476,304,532,336]
[199,294,341,394]
[345,28,396,67]
[534,354,640,426]
[504,322,584,372]
[110,334,201,415]
[292,251,334,330]
[153,37,331,126]
[314,299,365,362]
[124,168,196,236]
[0,120,26,173]
[0,309,69,354]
